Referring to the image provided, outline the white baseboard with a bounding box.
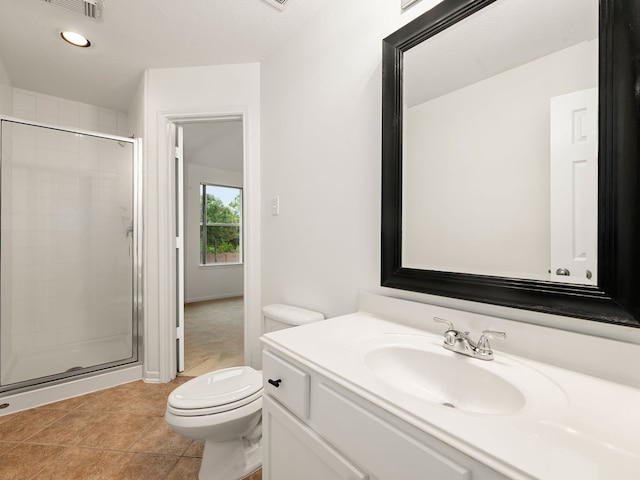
[185,292,244,304]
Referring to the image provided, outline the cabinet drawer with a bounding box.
[315,383,471,480]
[263,350,310,419]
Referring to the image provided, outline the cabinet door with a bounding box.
[315,383,471,480]
[263,395,368,480]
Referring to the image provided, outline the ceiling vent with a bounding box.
[43,0,104,21]
[262,0,289,11]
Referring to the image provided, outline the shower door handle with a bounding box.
[126,220,134,258]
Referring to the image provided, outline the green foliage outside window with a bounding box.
[200,185,242,264]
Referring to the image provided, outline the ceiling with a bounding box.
[404,0,598,107]
[0,0,331,112]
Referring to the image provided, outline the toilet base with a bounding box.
[198,423,262,480]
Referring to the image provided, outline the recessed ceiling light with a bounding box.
[60,31,91,48]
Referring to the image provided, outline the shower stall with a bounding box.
[0,117,141,394]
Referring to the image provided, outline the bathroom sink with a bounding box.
[362,334,566,415]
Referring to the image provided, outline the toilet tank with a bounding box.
[262,304,325,333]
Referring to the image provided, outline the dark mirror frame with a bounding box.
[381,0,640,328]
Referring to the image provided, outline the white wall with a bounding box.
[403,40,598,279]
[185,163,243,302]
[0,57,12,115]
[128,74,146,140]
[141,63,260,382]
[261,0,443,318]
[260,0,640,359]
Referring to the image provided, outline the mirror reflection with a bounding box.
[401,0,599,285]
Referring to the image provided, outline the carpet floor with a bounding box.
[181,296,244,377]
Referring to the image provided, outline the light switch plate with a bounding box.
[271,196,280,216]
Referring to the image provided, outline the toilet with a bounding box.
[165,304,324,480]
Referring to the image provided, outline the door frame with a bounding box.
[174,123,185,372]
[155,107,261,382]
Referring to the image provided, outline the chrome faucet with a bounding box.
[433,317,505,361]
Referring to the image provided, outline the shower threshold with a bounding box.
[1,334,132,387]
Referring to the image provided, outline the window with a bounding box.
[200,184,242,265]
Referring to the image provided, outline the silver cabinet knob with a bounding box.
[555,268,570,276]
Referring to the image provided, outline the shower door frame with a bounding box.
[0,116,143,394]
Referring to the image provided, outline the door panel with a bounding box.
[550,88,598,285]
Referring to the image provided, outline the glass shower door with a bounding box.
[0,119,139,391]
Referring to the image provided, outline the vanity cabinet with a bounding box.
[262,350,367,479]
[262,348,509,480]
[263,395,368,480]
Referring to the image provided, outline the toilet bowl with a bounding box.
[165,367,263,480]
[165,304,324,480]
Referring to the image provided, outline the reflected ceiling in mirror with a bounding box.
[401,0,599,285]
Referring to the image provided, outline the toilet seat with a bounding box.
[167,366,263,417]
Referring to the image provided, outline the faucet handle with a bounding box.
[480,330,506,341]
[476,330,506,357]
[433,317,458,346]
[434,317,470,335]
[433,317,454,330]
[434,317,470,346]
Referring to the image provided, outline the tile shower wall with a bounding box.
[12,89,129,137]
[1,90,132,384]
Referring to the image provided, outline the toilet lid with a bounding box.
[168,366,262,410]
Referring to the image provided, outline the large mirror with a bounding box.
[381,0,640,327]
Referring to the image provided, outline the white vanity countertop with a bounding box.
[261,312,640,480]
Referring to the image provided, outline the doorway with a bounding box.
[175,118,246,376]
